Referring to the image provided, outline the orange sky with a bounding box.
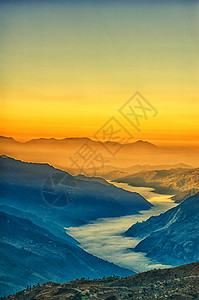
[1,1,198,144]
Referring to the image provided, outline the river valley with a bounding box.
[67,182,178,273]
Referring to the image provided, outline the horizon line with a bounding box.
[0,135,154,146]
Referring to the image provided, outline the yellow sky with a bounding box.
[0,1,198,144]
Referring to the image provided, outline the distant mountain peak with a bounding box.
[132,140,157,148]
[25,137,94,144]
[0,136,17,141]
[134,140,156,145]
[0,135,157,147]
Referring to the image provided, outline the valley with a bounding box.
[0,153,198,297]
[1,0,199,298]
[67,182,177,273]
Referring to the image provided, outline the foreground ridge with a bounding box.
[4,262,199,300]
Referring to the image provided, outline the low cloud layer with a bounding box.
[67,185,177,273]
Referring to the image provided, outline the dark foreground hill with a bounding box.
[125,194,199,266]
[4,262,199,299]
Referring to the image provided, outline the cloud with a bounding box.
[67,198,175,273]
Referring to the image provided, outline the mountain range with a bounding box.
[0,155,153,296]
[1,140,198,297]
[101,163,193,181]
[0,210,132,297]
[115,167,199,196]
[0,155,152,225]
[124,194,199,266]
[1,136,199,172]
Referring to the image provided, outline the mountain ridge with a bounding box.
[1,135,199,168]
[5,262,199,299]
[124,194,199,266]
[0,155,152,222]
[0,209,133,297]
[115,167,199,195]
[0,135,157,147]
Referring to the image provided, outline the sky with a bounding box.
[0,0,199,144]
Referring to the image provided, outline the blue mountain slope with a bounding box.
[124,194,199,266]
[0,156,153,297]
[0,155,152,227]
[0,156,153,296]
[0,210,133,297]
[0,204,77,244]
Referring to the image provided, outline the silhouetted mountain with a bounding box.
[24,137,93,146]
[115,167,199,195]
[125,194,199,266]
[125,163,193,173]
[5,262,199,299]
[129,139,157,148]
[1,135,199,170]
[0,155,156,296]
[23,138,156,149]
[0,136,19,143]
[0,156,152,227]
[0,210,133,297]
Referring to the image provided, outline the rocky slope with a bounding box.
[125,194,199,266]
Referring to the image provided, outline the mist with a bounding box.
[67,186,177,273]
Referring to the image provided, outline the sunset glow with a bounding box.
[1,0,199,144]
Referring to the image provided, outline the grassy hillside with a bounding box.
[4,262,199,299]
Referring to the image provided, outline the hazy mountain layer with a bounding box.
[115,167,199,195]
[1,136,199,172]
[0,155,152,227]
